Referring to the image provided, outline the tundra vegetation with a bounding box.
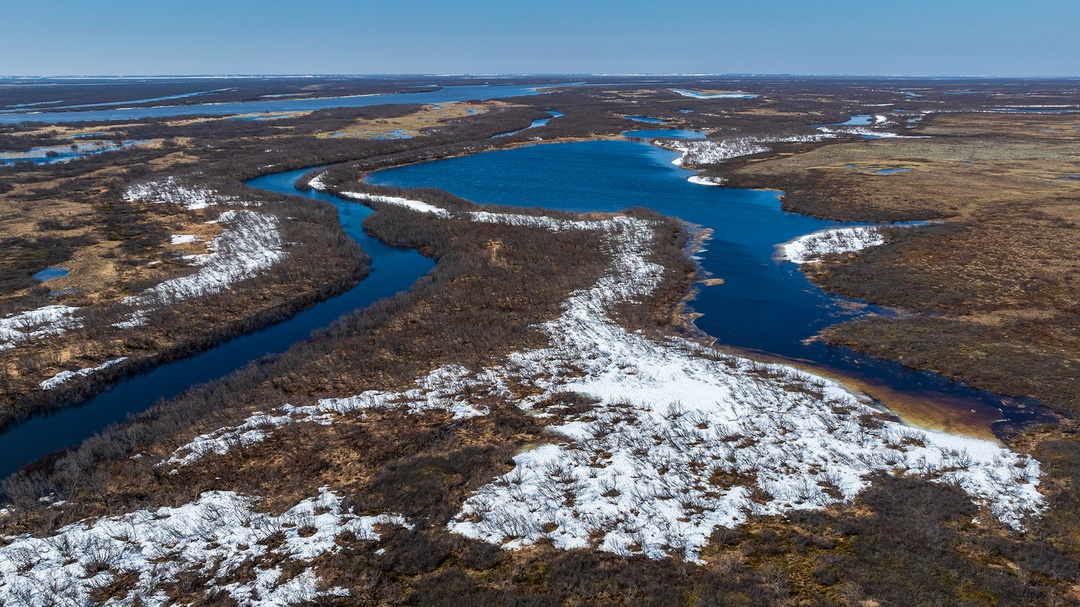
[0,76,1079,605]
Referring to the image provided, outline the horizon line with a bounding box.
[2,73,1080,80]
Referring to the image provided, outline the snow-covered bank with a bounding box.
[0,305,81,352]
[339,191,451,217]
[163,194,1043,564]
[781,226,888,264]
[0,488,407,607]
[40,357,128,390]
[687,175,724,186]
[121,210,284,312]
[668,134,829,167]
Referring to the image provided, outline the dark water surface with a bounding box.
[0,169,432,478]
[368,140,1048,437]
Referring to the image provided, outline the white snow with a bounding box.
[338,191,451,217]
[158,199,1043,563]
[39,357,128,390]
[169,234,200,245]
[781,226,887,264]
[668,134,830,167]
[687,175,725,187]
[816,126,928,139]
[0,305,81,351]
[670,89,759,99]
[0,488,406,607]
[122,210,283,310]
[307,171,328,191]
[123,177,241,210]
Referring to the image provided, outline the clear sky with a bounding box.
[2,0,1078,77]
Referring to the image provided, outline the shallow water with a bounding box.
[33,267,69,281]
[368,140,1047,438]
[0,169,433,479]
[0,140,150,166]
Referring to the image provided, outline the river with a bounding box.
[0,170,432,479]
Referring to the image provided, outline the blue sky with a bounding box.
[2,0,1078,76]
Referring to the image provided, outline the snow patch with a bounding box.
[170,234,200,245]
[687,175,725,187]
[123,177,242,210]
[669,134,830,167]
[40,357,128,390]
[0,305,81,351]
[121,210,283,310]
[0,488,406,607]
[781,226,887,264]
[339,191,451,217]
[670,89,758,99]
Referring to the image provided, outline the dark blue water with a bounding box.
[368,140,1045,432]
[33,267,69,281]
[0,169,432,479]
[621,129,706,140]
[0,84,553,125]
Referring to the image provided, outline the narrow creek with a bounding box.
[0,169,433,479]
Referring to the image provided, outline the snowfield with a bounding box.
[0,488,406,607]
[781,226,888,264]
[165,195,1044,565]
[0,305,81,352]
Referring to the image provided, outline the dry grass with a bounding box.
[317,101,517,140]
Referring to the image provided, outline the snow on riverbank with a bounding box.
[781,226,888,264]
[40,357,128,390]
[0,488,406,607]
[339,191,451,217]
[164,194,1044,564]
[121,210,283,311]
[0,305,81,351]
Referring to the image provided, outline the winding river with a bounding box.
[0,134,1050,479]
[0,171,433,478]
